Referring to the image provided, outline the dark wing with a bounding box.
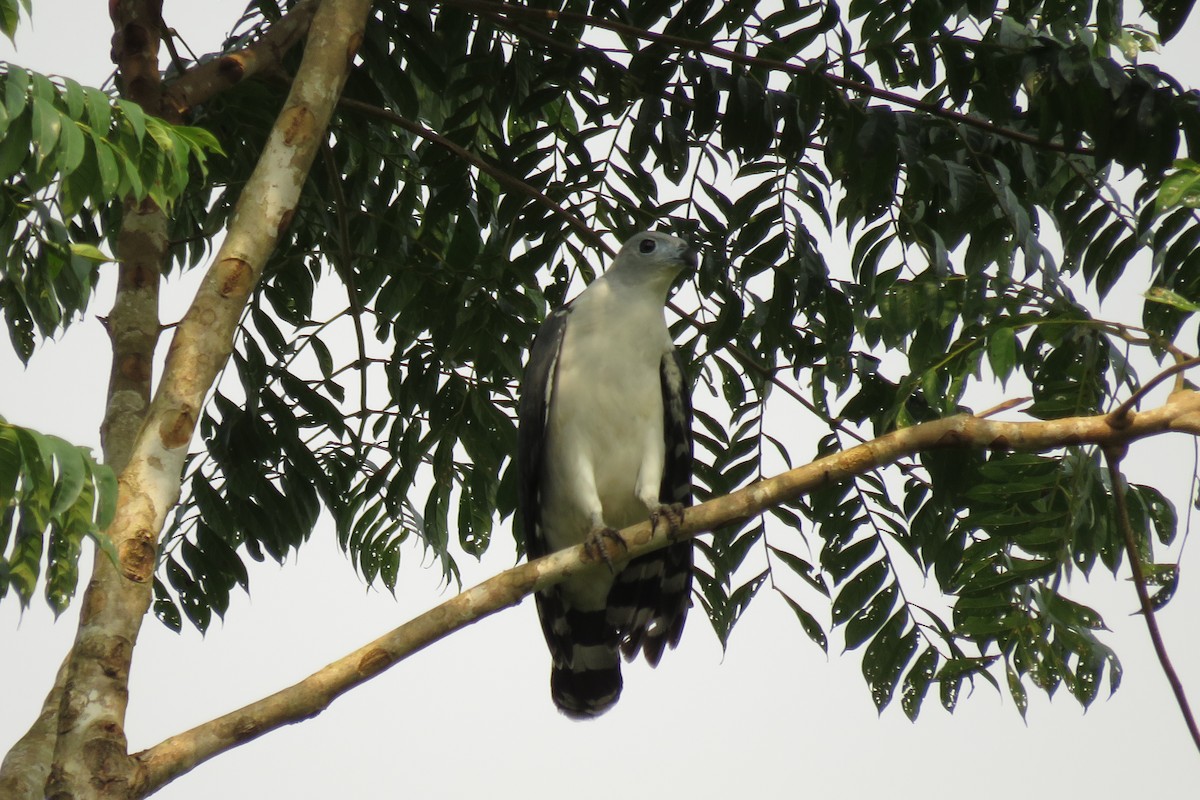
[516,305,572,560]
[518,303,624,714]
[610,347,694,666]
[517,303,623,717]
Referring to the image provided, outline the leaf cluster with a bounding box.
[0,65,221,360]
[0,417,116,614]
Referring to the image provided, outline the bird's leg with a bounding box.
[583,526,628,573]
[648,503,686,539]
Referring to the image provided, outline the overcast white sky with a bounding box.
[2,2,1200,798]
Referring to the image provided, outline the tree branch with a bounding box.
[38,2,175,796]
[133,390,1200,793]
[45,1,374,796]
[1103,447,1200,753]
[0,657,70,799]
[1,0,181,785]
[161,0,320,118]
[1108,356,1200,427]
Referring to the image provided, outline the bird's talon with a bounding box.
[584,527,627,573]
[649,503,686,539]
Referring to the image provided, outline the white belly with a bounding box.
[540,283,670,558]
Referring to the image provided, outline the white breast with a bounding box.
[541,278,670,556]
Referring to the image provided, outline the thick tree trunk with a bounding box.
[1,0,368,797]
[43,1,173,795]
[0,3,170,798]
[40,0,373,796]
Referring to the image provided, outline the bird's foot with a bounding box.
[649,503,686,539]
[584,527,627,573]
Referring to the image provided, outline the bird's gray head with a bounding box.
[607,231,699,291]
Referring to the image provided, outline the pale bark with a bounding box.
[2,190,169,800]
[41,0,373,796]
[100,199,168,478]
[0,4,172,797]
[132,389,1200,794]
[0,659,70,799]
[161,0,321,117]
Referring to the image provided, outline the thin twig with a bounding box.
[320,142,371,454]
[1108,356,1200,426]
[1102,447,1200,754]
[976,397,1031,419]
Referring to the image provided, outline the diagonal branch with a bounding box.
[161,0,320,117]
[133,389,1200,793]
[45,1,375,797]
[1109,356,1200,426]
[1103,447,1200,753]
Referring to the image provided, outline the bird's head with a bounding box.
[608,231,700,293]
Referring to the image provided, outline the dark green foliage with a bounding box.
[5,0,1200,717]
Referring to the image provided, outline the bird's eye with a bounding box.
[638,238,656,254]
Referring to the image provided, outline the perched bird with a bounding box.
[517,230,697,718]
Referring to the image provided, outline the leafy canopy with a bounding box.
[3,0,1200,720]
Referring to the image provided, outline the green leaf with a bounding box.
[0,0,19,42]
[0,421,118,612]
[1145,0,1195,42]
[862,612,918,711]
[68,243,113,262]
[986,327,1016,383]
[0,425,20,506]
[29,96,61,171]
[46,437,86,516]
[780,590,828,652]
[93,463,117,530]
[115,98,146,144]
[62,77,85,120]
[0,107,28,179]
[832,559,888,624]
[1144,286,1200,312]
[152,577,182,633]
[769,545,829,596]
[843,584,898,650]
[54,117,86,176]
[1156,165,1200,213]
[84,87,111,132]
[1006,663,1029,719]
[901,647,940,721]
[4,64,29,119]
[93,138,119,197]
